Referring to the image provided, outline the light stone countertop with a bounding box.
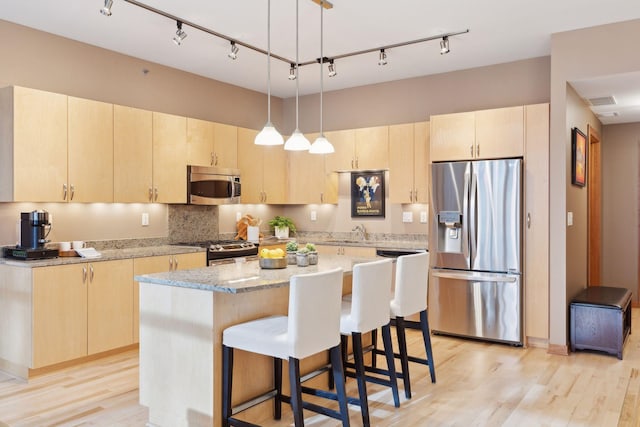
[135,253,377,294]
[0,245,206,268]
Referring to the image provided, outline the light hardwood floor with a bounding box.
[1,309,639,427]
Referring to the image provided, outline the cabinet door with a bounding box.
[262,145,288,204]
[237,127,264,203]
[288,133,325,204]
[475,106,524,159]
[430,112,475,162]
[173,252,206,271]
[87,259,134,355]
[324,129,355,171]
[355,126,389,170]
[414,121,430,204]
[342,246,376,257]
[389,123,415,204]
[153,112,187,203]
[10,87,68,202]
[213,122,238,168]
[187,118,215,166]
[32,264,87,368]
[524,103,549,342]
[114,105,153,202]
[68,97,114,202]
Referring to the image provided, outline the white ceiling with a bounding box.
[2,0,640,123]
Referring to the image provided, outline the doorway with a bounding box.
[587,125,602,286]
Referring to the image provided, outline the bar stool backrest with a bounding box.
[288,267,344,359]
[348,259,393,333]
[392,252,430,317]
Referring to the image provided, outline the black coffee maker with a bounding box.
[3,210,58,260]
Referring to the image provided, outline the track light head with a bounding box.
[100,0,113,16]
[228,41,239,60]
[378,49,387,66]
[328,59,337,77]
[173,21,187,45]
[288,63,297,80]
[440,36,450,55]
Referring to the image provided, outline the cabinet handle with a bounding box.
[214,153,219,166]
[148,187,153,202]
[356,157,359,169]
[414,190,418,202]
[70,184,75,201]
[263,192,267,203]
[476,145,480,157]
[320,192,324,203]
[174,256,179,270]
[63,184,68,201]
[169,256,174,271]
[82,266,87,283]
[210,152,215,166]
[89,265,94,282]
[154,188,158,202]
[527,213,531,229]
[351,159,354,169]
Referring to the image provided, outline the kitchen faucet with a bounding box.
[352,223,367,241]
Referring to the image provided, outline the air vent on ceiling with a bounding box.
[597,111,620,118]
[588,96,617,106]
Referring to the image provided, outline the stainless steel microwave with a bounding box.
[187,165,241,205]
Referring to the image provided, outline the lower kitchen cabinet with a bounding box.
[314,244,376,257]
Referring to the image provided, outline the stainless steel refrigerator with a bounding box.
[429,158,522,345]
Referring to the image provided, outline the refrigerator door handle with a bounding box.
[432,270,518,283]
[469,166,478,266]
[462,167,471,262]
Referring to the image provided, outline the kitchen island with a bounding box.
[135,253,377,427]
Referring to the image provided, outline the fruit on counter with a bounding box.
[260,248,285,259]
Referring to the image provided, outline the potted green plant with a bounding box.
[305,243,318,265]
[285,241,298,265]
[296,247,310,267]
[268,216,296,239]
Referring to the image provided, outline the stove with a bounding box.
[173,240,258,266]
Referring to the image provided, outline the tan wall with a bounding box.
[550,18,640,348]
[601,123,640,302]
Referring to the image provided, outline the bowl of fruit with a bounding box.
[259,247,287,269]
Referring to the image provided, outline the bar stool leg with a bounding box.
[222,345,233,427]
[395,316,412,399]
[352,332,371,427]
[288,357,305,427]
[329,344,351,427]
[381,323,400,407]
[370,328,378,368]
[274,358,283,419]
[421,310,436,383]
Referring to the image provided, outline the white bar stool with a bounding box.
[222,267,350,427]
[340,258,400,427]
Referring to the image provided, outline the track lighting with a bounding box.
[328,59,337,77]
[228,41,239,60]
[288,63,297,81]
[440,36,450,55]
[173,21,187,46]
[99,0,113,16]
[378,49,387,66]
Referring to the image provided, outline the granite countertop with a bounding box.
[0,245,206,268]
[264,237,427,251]
[135,253,375,294]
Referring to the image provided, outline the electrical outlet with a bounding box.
[420,211,428,223]
[236,211,242,222]
[402,212,413,223]
[567,211,573,226]
[141,212,149,226]
[310,211,317,221]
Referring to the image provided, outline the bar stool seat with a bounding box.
[222,267,350,427]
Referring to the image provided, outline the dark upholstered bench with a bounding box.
[570,286,632,359]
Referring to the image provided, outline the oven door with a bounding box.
[188,166,241,205]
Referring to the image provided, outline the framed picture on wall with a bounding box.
[351,171,385,217]
[572,127,587,187]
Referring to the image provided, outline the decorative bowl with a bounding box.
[259,257,287,269]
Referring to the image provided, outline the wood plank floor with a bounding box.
[1,309,639,426]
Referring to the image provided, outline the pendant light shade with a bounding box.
[310,135,334,153]
[255,0,283,146]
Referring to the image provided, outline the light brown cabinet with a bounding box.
[187,118,238,168]
[237,127,287,204]
[153,112,188,203]
[314,244,376,257]
[430,106,524,162]
[389,121,430,204]
[287,132,338,204]
[0,86,68,202]
[324,126,389,171]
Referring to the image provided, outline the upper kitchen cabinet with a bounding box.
[187,118,238,168]
[113,105,153,203]
[324,126,389,171]
[0,86,68,202]
[68,97,114,202]
[237,127,287,204]
[389,121,430,204]
[152,112,187,203]
[287,133,338,204]
[430,107,524,162]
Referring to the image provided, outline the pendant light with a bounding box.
[284,0,311,151]
[255,0,284,146]
[309,1,335,154]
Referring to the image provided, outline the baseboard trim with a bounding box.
[547,343,569,356]
[525,336,549,349]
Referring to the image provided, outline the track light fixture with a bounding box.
[100,0,113,16]
[288,63,297,81]
[173,21,187,46]
[440,36,450,55]
[228,41,239,60]
[328,59,337,77]
[378,49,387,66]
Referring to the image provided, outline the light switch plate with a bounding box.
[402,211,413,223]
[420,211,428,223]
[236,211,242,222]
[310,211,317,221]
[141,212,149,226]
[567,211,573,226]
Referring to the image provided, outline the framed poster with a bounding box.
[572,127,587,187]
[351,171,385,217]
